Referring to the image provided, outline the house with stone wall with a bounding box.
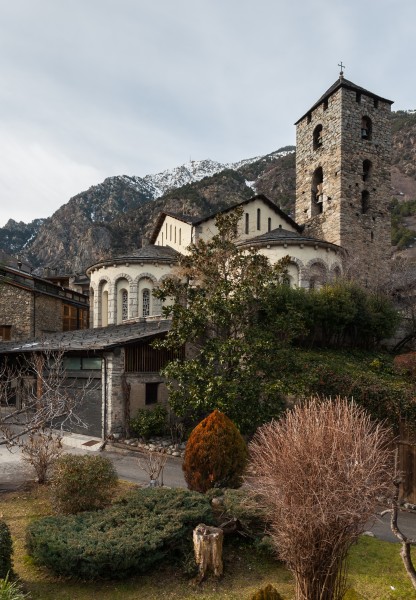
[0,264,89,341]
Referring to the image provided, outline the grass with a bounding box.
[1,483,416,600]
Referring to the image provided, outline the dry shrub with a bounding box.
[21,430,63,484]
[183,410,247,493]
[393,352,416,376]
[248,397,393,600]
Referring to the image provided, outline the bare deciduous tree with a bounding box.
[138,451,168,486]
[380,448,416,590]
[0,349,92,448]
[248,397,393,600]
[21,429,63,484]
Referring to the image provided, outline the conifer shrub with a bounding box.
[0,521,13,579]
[26,488,212,580]
[183,410,248,493]
[250,584,284,600]
[50,454,118,514]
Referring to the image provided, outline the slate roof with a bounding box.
[238,227,342,251]
[149,194,301,243]
[295,76,394,125]
[86,245,179,273]
[0,320,172,354]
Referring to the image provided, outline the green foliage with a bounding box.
[183,410,248,493]
[278,349,416,433]
[26,488,212,580]
[390,197,416,249]
[129,405,168,439]
[0,574,28,600]
[221,489,268,537]
[262,281,399,348]
[249,584,284,600]
[0,522,13,579]
[50,454,118,514]
[154,207,292,433]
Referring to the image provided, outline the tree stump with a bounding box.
[193,523,224,582]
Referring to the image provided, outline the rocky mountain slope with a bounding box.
[4,147,296,274]
[1,109,416,275]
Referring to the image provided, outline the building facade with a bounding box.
[0,265,89,341]
[295,72,393,286]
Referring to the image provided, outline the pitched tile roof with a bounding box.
[0,320,172,354]
[295,76,394,125]
[86,245,179,273]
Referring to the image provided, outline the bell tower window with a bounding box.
[361,116,372,140]
[311,167,324,216]
[361,190,370,214]
[362,159,372,182]
[313,124,323,150]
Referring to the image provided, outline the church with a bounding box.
[87,70,393,327]
[0,72,394,440]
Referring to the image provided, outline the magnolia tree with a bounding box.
[248,397,393,600]
[153,206,298,434]
[0,350,92,482]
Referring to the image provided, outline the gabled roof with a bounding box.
[295,75,394,125]
[150,194,301,243]
[0,320,172,354]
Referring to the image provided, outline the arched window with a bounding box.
[313,124,323,150]
[362,159,372,182]
[257,208,261,230]
[361,190,370,214]
[311,167,324,216]
[361,116,372,140]
[309,262,327,290]
[268,217,272,232]
[142,289,150,317]
[102,290,108,327]
[122,289,128,321]
[245,212,249,234]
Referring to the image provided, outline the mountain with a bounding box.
[2,108,416,275]
[9,147,296,274]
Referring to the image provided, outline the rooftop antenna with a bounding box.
[338,61,345,80]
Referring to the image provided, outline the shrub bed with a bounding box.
[26,487,213,580]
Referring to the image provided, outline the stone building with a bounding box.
[295,71,393,286]
[0,320,173,438]
[0,264,89,341]
[88,195,344,327]
[0,72,394,441]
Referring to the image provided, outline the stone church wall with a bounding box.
[295,80,392,287]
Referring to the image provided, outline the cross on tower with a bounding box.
[338,61,345,76]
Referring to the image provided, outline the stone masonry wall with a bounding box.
[34,294,63,336]
[0,283,33,340]
[295,81,392,287]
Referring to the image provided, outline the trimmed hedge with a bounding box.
[26,488,212,580]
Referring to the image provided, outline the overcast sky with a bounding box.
[0,0,414,226]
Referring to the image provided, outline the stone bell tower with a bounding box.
[295,67,393,287]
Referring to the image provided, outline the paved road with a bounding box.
[1,438,415,544]
[0,436,186,491]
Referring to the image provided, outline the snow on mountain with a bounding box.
[136,147,296,199]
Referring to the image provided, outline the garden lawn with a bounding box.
[1,483,415,600]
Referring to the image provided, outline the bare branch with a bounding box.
[248,397,394,600]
